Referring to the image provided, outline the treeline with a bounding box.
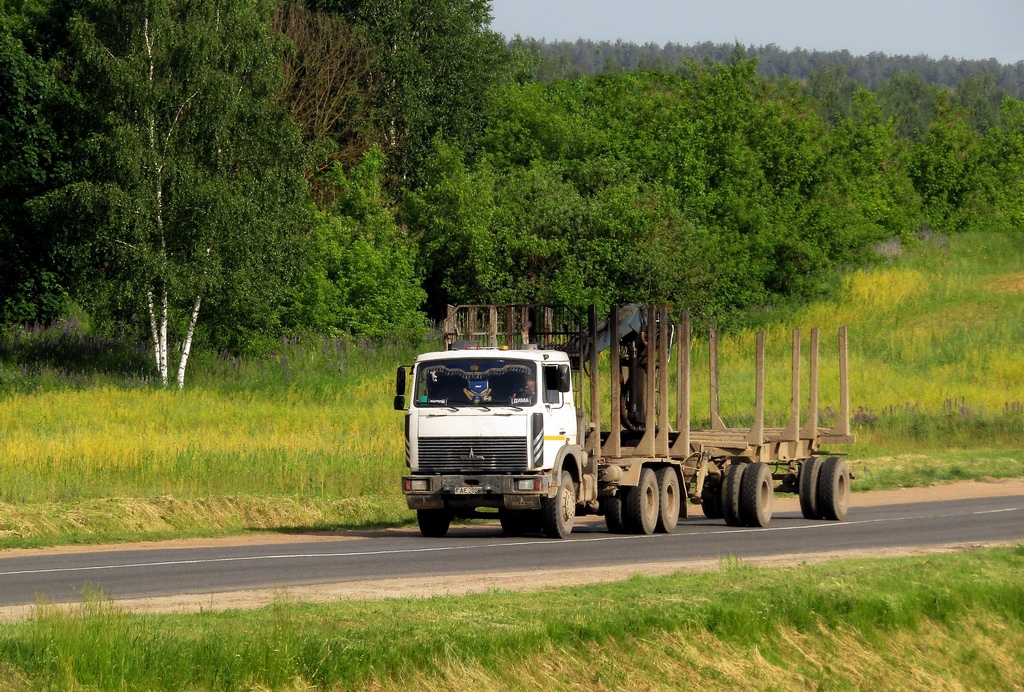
[2,0,1023,384]
[514,38,1024,95]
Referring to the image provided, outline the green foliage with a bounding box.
[0,20,78,324]
[405,62,928,321]
[25,0,309,355]
[290,146,426,340]
[317,0,509,181]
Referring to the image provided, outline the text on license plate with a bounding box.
[454,486,485,494]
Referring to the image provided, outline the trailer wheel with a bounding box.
[721,462,746,527]
[417,509,451,538]
[499,509,541,536]
[603,494,626,533]
[701,484,723,519]
[817,456,850,521]
[541,471,576,538]
[799,457,823,520]
[739,462,774,527]
[624,467,660,534]
[654,467,681,533]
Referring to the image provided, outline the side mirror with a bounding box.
[395,366,407,396]
[557,364,571,392]
[393,394,406,411]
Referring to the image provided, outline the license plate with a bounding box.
[453,486,485,495]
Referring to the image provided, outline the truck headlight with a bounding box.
[516,478,540,491]
[405,479,429,492]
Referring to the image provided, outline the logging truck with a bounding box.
[395,304,855,538]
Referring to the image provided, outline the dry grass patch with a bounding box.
[374,616,1024,691]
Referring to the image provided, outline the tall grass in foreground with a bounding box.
[1,547,1021,689]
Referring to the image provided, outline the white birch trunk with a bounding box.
[159,288,169,384]
[147,290,163,377]
[176,294,202,390]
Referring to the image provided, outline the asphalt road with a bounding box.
[1,494,1022,608]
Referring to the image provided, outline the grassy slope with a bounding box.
[0,232,1022,547]
[0,546,1022,689]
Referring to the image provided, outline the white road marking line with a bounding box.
[0,507,1019,578]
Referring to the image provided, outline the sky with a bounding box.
[488,0,1024,65]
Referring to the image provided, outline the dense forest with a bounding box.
[2,0,1023,384]
[514,38,1024,94]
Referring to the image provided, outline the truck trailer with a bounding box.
[396,304,854,538]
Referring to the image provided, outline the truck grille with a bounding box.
[417,436,529,473]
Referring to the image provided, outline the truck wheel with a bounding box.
[417,509,451,537]
[817,456,850,521]
[541,471,576,538]
[624,467,659,535]
[739,461,774,527]
[499,509,541,536]
[799,457,823,520]
[721,462,746,527]
[654,467,681,533]
[603,494,626,533]
[701,483,723,519]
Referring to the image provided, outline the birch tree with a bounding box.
[38,0,306,386]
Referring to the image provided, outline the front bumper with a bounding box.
[402,474,550,510]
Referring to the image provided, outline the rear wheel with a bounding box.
[818,456,850,521]
[799,457,823,520]
[655,467,681,533]
[541,471,576,538]
[603,494,626,533]
[721,462,746,527]
[739,462,774,527]
[417,509,451,538]
[701,482,723,519]
[623,467,660,535]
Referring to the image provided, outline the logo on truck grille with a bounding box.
[460,448,486,461]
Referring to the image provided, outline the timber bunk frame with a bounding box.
[585,305,855,467]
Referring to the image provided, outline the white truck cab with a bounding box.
[397,345,584,538]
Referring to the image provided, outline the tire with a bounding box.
[417,509,451,537]
[739,461,774,527]
[655,467,682,533]
[701,483,723,519]
[799,457,823,520]
[541,471,576,538]
[603,494,627,533]
[721,462,746,527]
[623,467,660,535]
[499,509,540,536]
[818,456,850,521]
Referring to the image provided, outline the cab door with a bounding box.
[541,364,576,467]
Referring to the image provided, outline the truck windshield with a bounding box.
[414,358,537,408]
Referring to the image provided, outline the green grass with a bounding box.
[1,546,1022,689]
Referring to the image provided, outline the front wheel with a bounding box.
[417,509,451,538]
[499,509,541,536]
[541,471,576,539]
